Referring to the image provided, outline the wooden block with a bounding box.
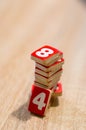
[31,45,63,66]
[35,68,63,83]
[28,84,52,116]
[35,75,61,88]
[36,58,64,72]
[34,81,49,89]
[52,83,63,96]
[35,65,62,77]
[45,55,63,66]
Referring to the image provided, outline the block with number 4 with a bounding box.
[28,85,52,116]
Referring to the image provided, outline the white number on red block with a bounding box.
[32,92,46,110]
[28,85,51,116]
[36,48,54,57]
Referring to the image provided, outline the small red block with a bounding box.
[53,83,63,96]
[28,85,52,116]
[31,45,63,60]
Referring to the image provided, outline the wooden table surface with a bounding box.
[0,0,86,130]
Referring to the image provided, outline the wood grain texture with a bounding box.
[0,0,86,130]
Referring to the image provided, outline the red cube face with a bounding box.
[31,45,63,61]
[54,83,63,96]
[28,85,52,116]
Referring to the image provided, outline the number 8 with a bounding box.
[36,48,54,57]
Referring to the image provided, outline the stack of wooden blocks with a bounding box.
[28,45,64,116]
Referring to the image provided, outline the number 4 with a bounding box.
[32,92,46,110]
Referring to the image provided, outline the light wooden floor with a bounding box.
[0,0,86,130]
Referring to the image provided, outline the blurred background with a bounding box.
[0,0,86,72]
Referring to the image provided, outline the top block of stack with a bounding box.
[31,45,63,66]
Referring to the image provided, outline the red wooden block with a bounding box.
[31,45,63,65]
[35,67,60,77]
[35,68,63,83]
[28,85,52,116]
[53,83,63,96]
[36,58,64,72]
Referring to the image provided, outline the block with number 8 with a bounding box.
[31,45,63,66]
[28,85,52,116]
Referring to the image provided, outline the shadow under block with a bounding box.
[28,85,52,116]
